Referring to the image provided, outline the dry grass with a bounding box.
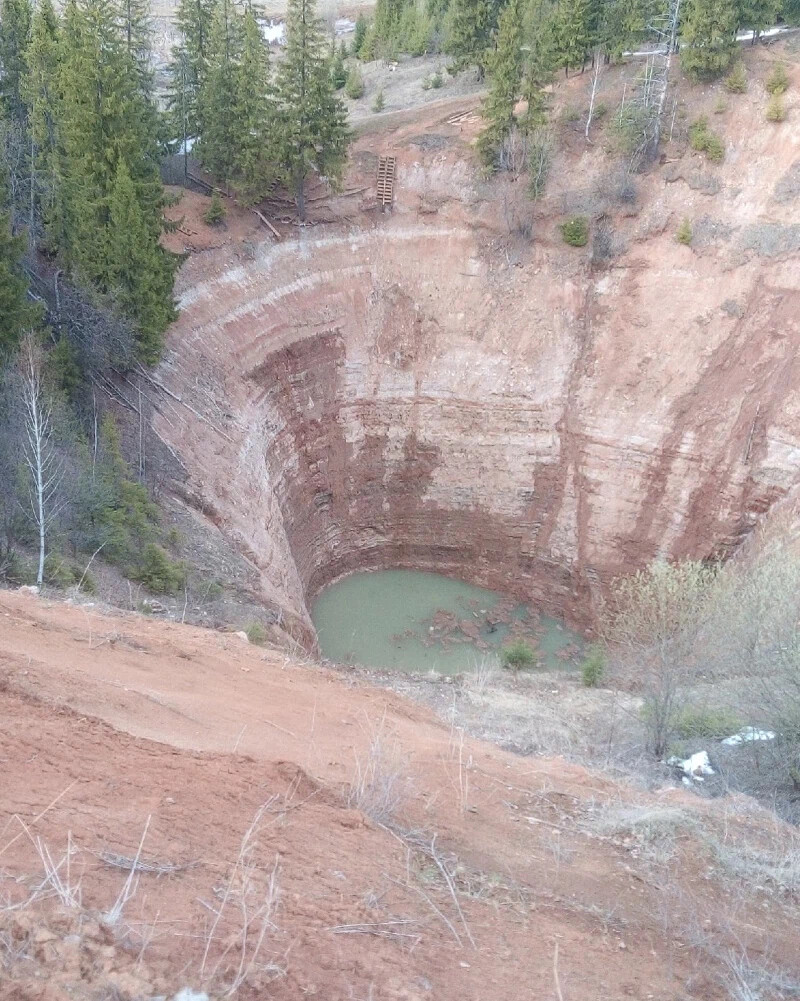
[347,724,410,825]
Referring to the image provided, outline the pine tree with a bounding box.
[681,0,738,79]
[274,0,350,220]
[602,0,651,62]
[22,0,64,250]
[476,0,524,167]
[107,160,176,364]
[0,207,38,357]
[197,0,242,184]
[168,0,214,142]
[445,0,491,77]
[0,0,33,123]
[233,7,276,203]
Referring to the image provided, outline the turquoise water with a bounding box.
[311,569,583,673]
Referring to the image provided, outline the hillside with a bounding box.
[2,587,800,1000]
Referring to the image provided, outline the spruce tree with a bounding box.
[168,0,215,142]
[22,0,64,250]
[737,0,780,38]
[445,0,491,77]
[274,0,350,220]
[520,0,557,130]
[107,160,176,364]
[233,7,276,203]
[552,0,591,75]
[118,0,154,98]
[0,0,33,123]
[59,0,174,361]
[681,0,738,79]
[0,207,38,357]
[197,0,241,184]
[476,0,524,167]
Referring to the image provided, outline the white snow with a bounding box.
[722,727,776,746]
[671,750,715,781]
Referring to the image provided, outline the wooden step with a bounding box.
[376,155,396,208]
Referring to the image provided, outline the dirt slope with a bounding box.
[2,589,799,1000]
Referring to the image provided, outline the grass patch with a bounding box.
[724,62,747,94]
[766,93,787,122]
[501,639,536,674]
[766,62,789,96]
[676,218,693,245]
[689,117,725,163]
[672,706,742,739]
[245,621,268,646]
[580,644,605,687]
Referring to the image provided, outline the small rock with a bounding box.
[234,630,249,643]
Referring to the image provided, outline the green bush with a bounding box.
[134,543,186,594]
[245,621,268,645]
[203,192,226,226]
[560,216,589,247]
[345,67,365,99]
[580,644,606,687]
[713,95,728,114]
[561,104,580,123]
[372,88,385,112]
[1,549,35,586]
[672,706,743,739]
[501,639,536,674]
[766,62,789,96]
[429,70,443,89]
[689,117,725,162]
[676,218,693,245]
[331,51,347,89]
[766,93,786,122]
[724,62,747,94]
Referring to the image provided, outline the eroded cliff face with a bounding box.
[155,63,800,645]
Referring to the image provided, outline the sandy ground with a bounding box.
[2,588,799,1000]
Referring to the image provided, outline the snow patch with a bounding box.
[721,727,776,746]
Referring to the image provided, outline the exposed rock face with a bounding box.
[156,92,800,646]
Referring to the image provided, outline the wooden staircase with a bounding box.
[376,155,396,210]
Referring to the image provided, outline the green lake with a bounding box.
[311,569,583,673]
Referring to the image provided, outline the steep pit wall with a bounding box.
[155,85,800,646]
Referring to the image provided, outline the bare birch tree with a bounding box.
[18,334,64,586]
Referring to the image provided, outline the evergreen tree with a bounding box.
[118,0,154,98]
[168,0,214,141]
[58,0,174,360]
[680,0,738,79]
[0,0,33,123]
[352,14,367,54]
[22,0,64,250]
[274,0,350,220]
[552,0,591,75]
[737,0,780,38]
[0,207,38,357]
[197,0,241,183]
[107,160,176,364]
[476,0,524,166]
[233,7,276,202]
[373,0,407,50]
[520,0,557,129]
[445,0,492,77]
[603,0,652,62]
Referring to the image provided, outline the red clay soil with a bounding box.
[1,589,798,1000]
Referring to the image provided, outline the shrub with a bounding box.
[203,192,226,226]
[345,67,365,99]
[372,88,385,112]
[766,62,789,96]
[676,218,693,245]
[713,96,727,114]
[0,549,35,586]
[581,644,606,687]
[245,621,268,645]
[724,62,747,93]
[766,93,786,122]
[429,70,443,89]
[689,117,725,162]
[672,706,743,739]
[134,543,186,594]
[560,216,589,247]
[501,639,536,675]
[561,104,580,123]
